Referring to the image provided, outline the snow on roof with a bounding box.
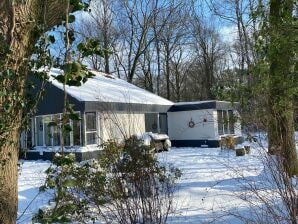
[48,68,173,105]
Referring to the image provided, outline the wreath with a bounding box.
[188,119,195,128]
[152,123,157,129]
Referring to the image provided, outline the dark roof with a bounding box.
[168,100,239,112]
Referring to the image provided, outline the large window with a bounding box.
[145,113,168,134]
[217,110,235,135]
[35,112,81,147]
[85,112,97,145]
[145,113,158,133]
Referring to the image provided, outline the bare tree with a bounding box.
[78,0,116,72]
[188,16,226,100]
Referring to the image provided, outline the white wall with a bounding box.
[167,109,217,140]
[100,111,145,142]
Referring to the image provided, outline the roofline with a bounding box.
[168,101,239,112]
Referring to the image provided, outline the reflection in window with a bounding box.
[217,110,224,135]
[36,117,43,146]
[228,110,235,134]
[34,112,82,147]
[145,113,158,133]
[217,110,235,135]
[223,110,228,134]
[52,114,61,146]
[43,116,52,146]
[85,112,97,145]
[159,114,168,134]
[73,118,81,146]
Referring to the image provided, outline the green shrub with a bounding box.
[34,136,181,223]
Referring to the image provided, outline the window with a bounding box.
[145,113,158,133]
[36,116,44,146]
[34,112,82,147]
[52,114,61,146]
[228,110,235,134]
[159,114,168,134]
[145,113,168,134]
[85,112,97,145]
[43,116,52,146]
[73,118,81,146]
[217,110,224,135]
[217,110,235,135]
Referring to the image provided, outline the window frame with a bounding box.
[84,112,98,145]
[217,110,235,136]
[34,112,81,147]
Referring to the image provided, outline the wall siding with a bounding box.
[167,109,216,141]
[101,112,145,142]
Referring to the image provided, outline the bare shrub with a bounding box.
[221,135,298,224]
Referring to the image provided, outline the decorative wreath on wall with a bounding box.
[188,118,195,128]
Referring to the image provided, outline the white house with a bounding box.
[167,101,243,147]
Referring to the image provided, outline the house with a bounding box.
[167,101,243,148]
[22,68,173,160]
[21,69,243,160]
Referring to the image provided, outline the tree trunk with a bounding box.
[267,0,297,175]
[0,1,67,222]
[0,130,19,224]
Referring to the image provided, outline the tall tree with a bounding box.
[266,0,298,175]
[0,1,68,223]
[80,0,115,73]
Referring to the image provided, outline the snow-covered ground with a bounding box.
[17,161,52,224]
[17,132,297,223]
[159,146,264,223]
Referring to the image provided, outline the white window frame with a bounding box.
[84,112,98,146]
[217,110,235,136]
[34,112,82,147]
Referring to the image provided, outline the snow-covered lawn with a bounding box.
[17,161,52,224]
[159,147,264,223]
[18,133,295,223]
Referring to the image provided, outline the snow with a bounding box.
[17,132,297,223]
[158,146,264,223]
[17,161,52,224]
[48,68,173,105]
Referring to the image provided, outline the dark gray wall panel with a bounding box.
[84,101,171,113]
[32,80,84,115]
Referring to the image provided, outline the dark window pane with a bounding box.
[86,112,96,131]
[44,116,52,146]
[145,113,158,133]
[223,110,228,134]
[36,117,44,146]
[228,110,235,134]
[217,110,224,135]
[52,114,60,146]
[159,114,167,134]
[86,132,97,145]
[64,133,70,146]
[73,119,81,146]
